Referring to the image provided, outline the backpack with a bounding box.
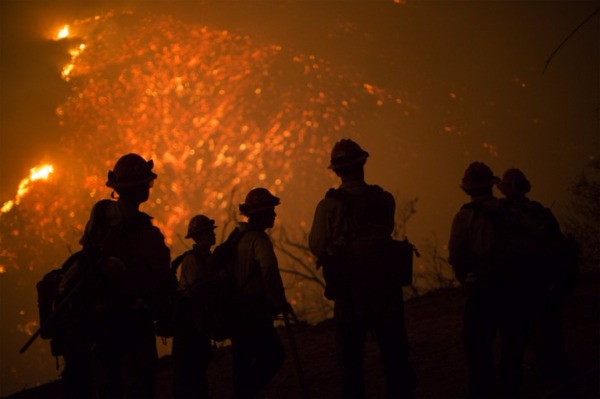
[459,199,531,284]
[462,198,577,292]
[189,228,255,342]
[323,185,416,319]
[152,251,189,338]
[28,202,140,355]
[32,248,105,356]
[512,200,580,297]
[36,252,81,344]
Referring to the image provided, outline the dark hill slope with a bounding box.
[8,271,598,398]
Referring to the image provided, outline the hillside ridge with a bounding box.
[7,272,598,398]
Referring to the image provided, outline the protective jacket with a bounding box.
[309,180,396,322]
[231,222,287,319]
[309,179,415,398]
[90,203,171,399]
[228,222,287,398]
[178,245,211,292]
[309,180,395,259]
[172,246,212,399]
[100,207,171,322]
[448,195,500,286]
[449,194,535,398]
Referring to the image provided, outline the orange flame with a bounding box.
[56,25,70,40]
[0,164,55,215]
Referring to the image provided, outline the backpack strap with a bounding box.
[226,228,262,293]
[325,184,384,203]
[171,250,193,273]
[325,185,388,240]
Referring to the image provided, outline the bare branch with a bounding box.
[279,268,326,289]
[544,7,600,73]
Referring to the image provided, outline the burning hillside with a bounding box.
[0,9,414,394]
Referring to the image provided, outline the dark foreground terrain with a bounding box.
[8,270,599,398]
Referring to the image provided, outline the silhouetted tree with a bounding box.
[563,156,600,272]
[413,233,456,295]
[272,227,332,323]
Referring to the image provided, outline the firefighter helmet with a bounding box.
[497,168,531,198]
[185,215,217,238]
[328,139,369,169]
[239,187,280,216]
[460,161,500,190]
[106,153,157,189]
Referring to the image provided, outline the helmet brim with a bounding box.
[185,225,217,238]
[327,153,369,170]
[106,171,157,189]
[239,202,279,216]
[459,176,500,190]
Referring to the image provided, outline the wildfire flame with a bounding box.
[0,164,55,215]
[0,10,415,332]
[0,11,416,274]
[56,25,70,40]
[61,64,75,80]
[56,25,86,81]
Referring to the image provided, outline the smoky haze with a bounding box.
[1,0,598,396]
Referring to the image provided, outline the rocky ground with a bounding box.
[7,270,598,399]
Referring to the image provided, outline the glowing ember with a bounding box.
[0,12,418,305]
[41,11,413,246]
[0,12,415,333]
[483,142,499,157]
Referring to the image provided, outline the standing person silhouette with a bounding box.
[91,153,171,398]
[449,162,531,398]
[56,199,122,399]
[172,215,217,399]
[497,168,572,385]
[309,139,415,398]
[229,187,288,398]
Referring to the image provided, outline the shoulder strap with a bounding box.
[171,249,193,273]
[325,187,348,202]
[221,227,246,256]
[326,185,388,236]
[460,201,478,212]
[325,184,384,202]
[60,251,83,272]
[210,228,246,273]
[224,228,263,294]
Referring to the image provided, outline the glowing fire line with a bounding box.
[55,25,86,81]
[0,164,55,215]
[56,25,70,40]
